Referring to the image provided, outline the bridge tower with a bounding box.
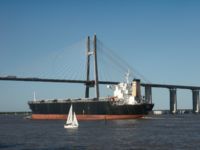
[85,34,100,99]
[85,36,91,98]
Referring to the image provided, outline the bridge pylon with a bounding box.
[84,34,99,99]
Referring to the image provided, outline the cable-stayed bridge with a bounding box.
[0,35,200,114]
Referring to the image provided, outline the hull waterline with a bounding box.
[31,114,145,120]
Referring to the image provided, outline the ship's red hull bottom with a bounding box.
[31,114,144,120]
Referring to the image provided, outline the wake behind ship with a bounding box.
[28,35,154,120]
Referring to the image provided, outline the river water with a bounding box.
[0,114,200,150]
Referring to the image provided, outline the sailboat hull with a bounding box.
[29,99,154,120]
[64,124,78,128]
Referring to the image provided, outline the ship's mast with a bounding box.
[93,34,100,99]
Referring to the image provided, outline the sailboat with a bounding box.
[64,104,79,129]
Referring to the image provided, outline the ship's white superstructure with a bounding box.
[108,72,145,105]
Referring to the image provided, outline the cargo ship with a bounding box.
[28,73,153,120]
[28,35,154,120]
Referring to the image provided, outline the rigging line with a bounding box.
[37,63,52,79]
[33,55,56,79]
[68,62,81,80]
[79,46,87,80]
[99,62,107,81]
[103,47,148,82]
[98,43,121,81]
[80,64,85,80]
[99,45,130,74]
[72,52,86,80]
[58,65,68,79]
[98,64,104,81]
[104,56,125,81]
[70,62,83,79]
[51,38,85,77]
[81,60,87,80]
[59,64,73,79]
[59,59,79,79]
[82,50,88,80]
[98,40,129,73]
[97,43,107,79]
[98,46,112,81]
[98,39,150,83]
[99,41,110,81]
[106,53,138,81]
[98,40,132,68]
[103,62,112,81]
[98,58,104,81]
[71,49,86,80]
[97,43,103,80]
[53,61,69,78]
[55,38,85,61]
[53,54,77,79]
[76,58,84,80]
[73,58,85,80]
[103,58,133,82]
[100,48,128,75]
[66,65,77,80]
[62,62,77,80]
[54,61,69,77]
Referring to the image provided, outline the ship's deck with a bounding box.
[28,97,110,104]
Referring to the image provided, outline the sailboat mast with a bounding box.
[93,34,100,99]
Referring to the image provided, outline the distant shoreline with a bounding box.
[0,112,31,115]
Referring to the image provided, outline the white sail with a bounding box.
[64,104,79,128]
[73,112,78,126]
[66,105,73,124]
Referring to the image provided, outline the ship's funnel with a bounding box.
[132,79,141,98]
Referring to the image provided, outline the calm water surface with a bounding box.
[0,114,200,150]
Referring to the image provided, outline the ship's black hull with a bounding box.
[28,99,154,120]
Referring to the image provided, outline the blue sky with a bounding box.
[0,0,200,111]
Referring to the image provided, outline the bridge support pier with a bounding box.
[192,89,199,113]
[145,86,152,103]
[170,88,177,114]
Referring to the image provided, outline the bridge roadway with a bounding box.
[0,76,119,85]
[1,76,200,90]
[1,76,200,114]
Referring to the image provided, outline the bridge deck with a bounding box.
[1,76,200,90]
